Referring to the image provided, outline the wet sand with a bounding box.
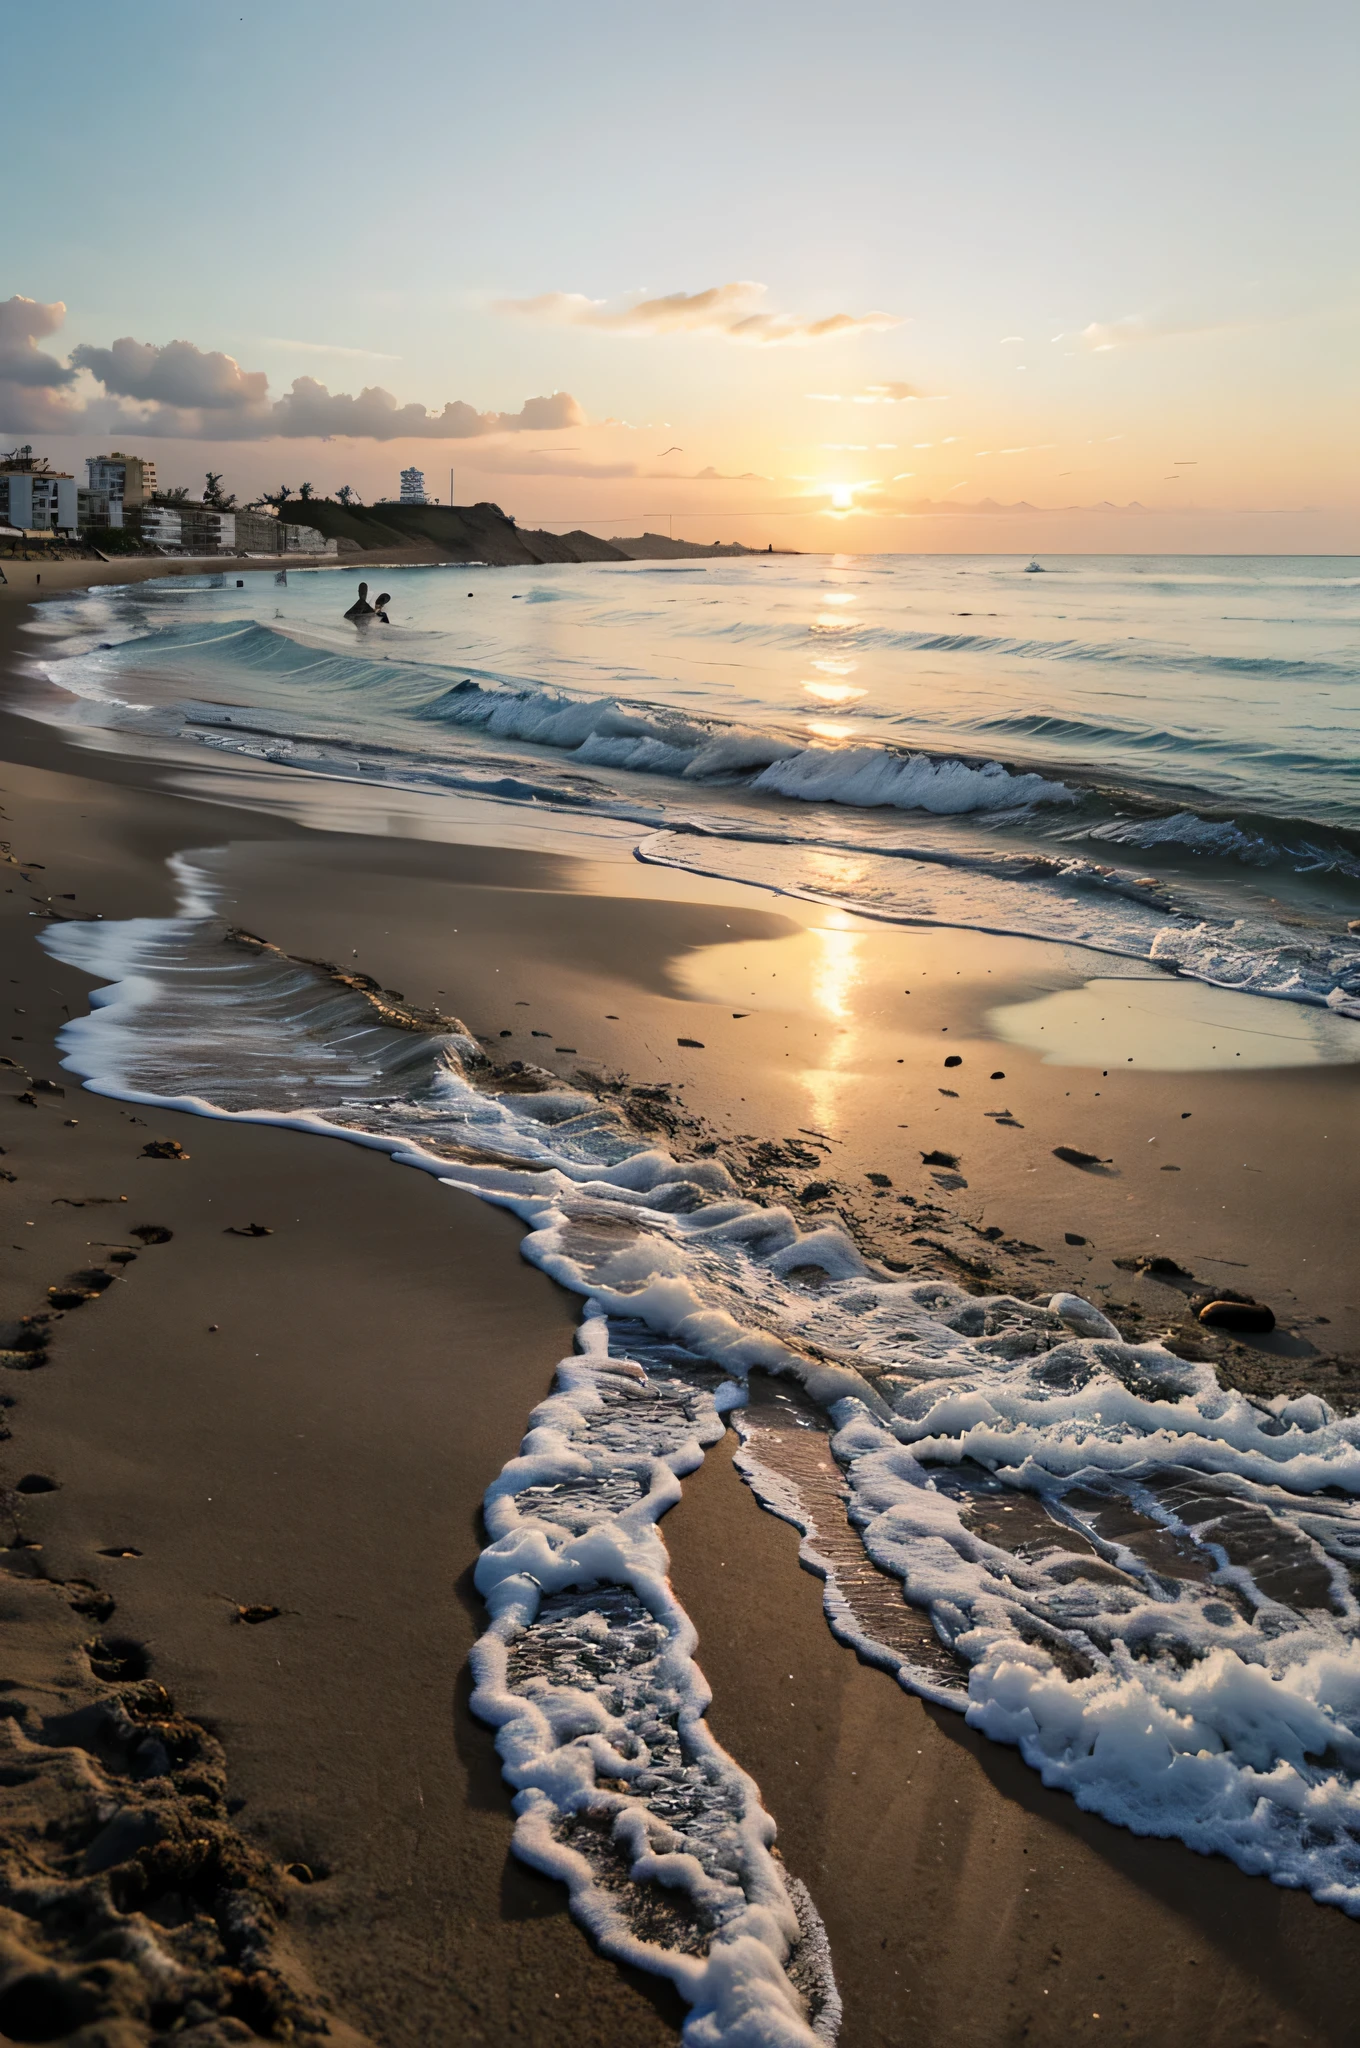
[2,582,1360,2044]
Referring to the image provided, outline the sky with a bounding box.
[4,0,1357,552]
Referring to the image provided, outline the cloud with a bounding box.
[824,492,1166,517]
[0,297,77,389]
[264,338,403,360]
[260,378,585,442]
[1074,314,1244,352]
[806,382,927,403]
[459,445,766,481]
[71,335,270,411]
[0,304,588,442]
[497,281,900,347]
[0,295,85,434]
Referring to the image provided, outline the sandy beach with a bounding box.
[2,572,1360,2048]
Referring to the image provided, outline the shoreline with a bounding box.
[2,565,1360,2043]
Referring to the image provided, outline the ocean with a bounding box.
[18,553,1360,2029]
[27,551,1360,1015]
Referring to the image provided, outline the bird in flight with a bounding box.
[657,446,683,456]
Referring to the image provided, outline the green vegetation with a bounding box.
[80,525,147,554]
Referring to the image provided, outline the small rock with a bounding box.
[677,1037,705,1049]
[990,1071,1005,1080]
[1198,1298,1276,1333]
[920,1150,959,1168]
[141,1139,189,1161]
[1064,1232,1087,1246]
[944,1055,962,1068]
[1053,1145,1106,1168]
[866,1172,892,1187]
[798,1181,831,1204]
[225,1223,274,1237]
[1141,1255,1192,1278]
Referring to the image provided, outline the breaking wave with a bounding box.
[24,565,1360,1024]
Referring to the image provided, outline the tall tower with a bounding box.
[399,466,427,504]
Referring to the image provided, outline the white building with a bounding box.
[78,489,123,529]
[178,506,236,551]
[140,505,182,549]
[399,466,427,504]
[0,457,78,533]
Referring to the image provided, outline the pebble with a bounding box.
[944,1055,962,1068]
[1198,1298,1276,1333]
[1053,1145,1105,1168]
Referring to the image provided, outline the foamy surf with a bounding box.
[26,562,1360,1020]
[36,858,1360,1979]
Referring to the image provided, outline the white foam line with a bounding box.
[472,1310,839,2043]
[38,880,1360,1924]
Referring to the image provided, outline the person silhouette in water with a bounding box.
[372,592,392,623]
[343,581,374,621]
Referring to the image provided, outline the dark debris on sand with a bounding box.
[539,1073,1360,1416]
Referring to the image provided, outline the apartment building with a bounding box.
[0,450,78,532]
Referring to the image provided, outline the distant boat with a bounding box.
[1024,558,1045,573]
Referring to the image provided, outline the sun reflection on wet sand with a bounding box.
[801,909,866,1130]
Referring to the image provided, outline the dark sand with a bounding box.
[2,582,1360,2045]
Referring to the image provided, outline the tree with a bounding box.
[203,471,237,511]
[336,485,354,506]
[156,486,190,505]
[263,485,292,511]
[297,481,314,502]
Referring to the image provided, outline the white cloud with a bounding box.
[0,295,81,434]
[807,381,921,403]
[72,336,269,411]
[498,281,901,347]
[264,338,403,360]
[0,301,588,442]
[1075,314,1245,352]
[0,296,77,389]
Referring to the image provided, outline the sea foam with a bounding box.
[38,866,1360,1976]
